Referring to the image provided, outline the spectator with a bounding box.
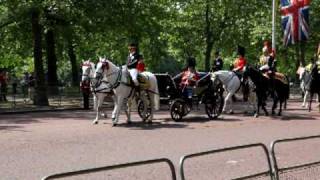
[11,74,18,95]
[21,72,29,98]
[28,72,35,101]
[0,70,8,101]
[80,80,90,109]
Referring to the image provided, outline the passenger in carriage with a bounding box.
[178,57,200,106]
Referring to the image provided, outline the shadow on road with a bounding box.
[0,125,28,132]
[113,121,189,130]
[280,114,316,121]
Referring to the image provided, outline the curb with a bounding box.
[0,107,86,115]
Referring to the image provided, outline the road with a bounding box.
[1,100,320,180]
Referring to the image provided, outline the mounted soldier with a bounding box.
[259,41,276,74]
[232,45,247,79]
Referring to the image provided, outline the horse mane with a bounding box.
[245,65,266,85]
[98,57,118,69]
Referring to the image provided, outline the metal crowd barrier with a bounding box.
[42,158,177,180]
[40,137,320,179]
[180,143,273,180]
[271,135,320,180]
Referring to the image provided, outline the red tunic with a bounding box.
[233,56,247,71]
[180,70,199,87]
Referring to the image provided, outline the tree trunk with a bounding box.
[67,39,79,86]
[32,10,48,106]
[204,1,213,71]
[45,29,59,94]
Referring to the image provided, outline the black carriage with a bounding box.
[155,72,224,121]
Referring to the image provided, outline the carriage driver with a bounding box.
[127,43,142,87]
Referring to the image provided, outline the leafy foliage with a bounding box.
[1,0,320,78]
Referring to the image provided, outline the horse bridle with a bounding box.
[95,61,123,90]
[81,63,93,81]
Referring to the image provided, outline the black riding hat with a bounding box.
[187,57,196,68]
[237,45,245,56]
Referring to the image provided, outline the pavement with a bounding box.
[1,99,320,180]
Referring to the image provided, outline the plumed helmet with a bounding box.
[237,45,245,56]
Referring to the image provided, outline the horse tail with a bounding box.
[143,72,160,110]
[150,73,160,111]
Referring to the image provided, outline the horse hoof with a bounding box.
[229,110,234,114]
[92,121,98,125]
[254,114,258,118]
[127,121,132,124]
[112,123,117,127]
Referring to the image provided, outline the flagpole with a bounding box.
[272,0,277,52]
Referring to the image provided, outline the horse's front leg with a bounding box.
[111,96,122,126]
[272,94,278,115]
[93,94,103,124]
[222,92,231,114]
[260,94,268,116]
[146,92,153,123]
[125,98,132,124]
[254,98,259,118]
[309,92,314,112]
[278,100,283,116]
[302,91,309,107]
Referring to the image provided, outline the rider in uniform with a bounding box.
[232,45,247,102]
[127,43,143,88]
[233,45,247,76]
[259,41,276,74]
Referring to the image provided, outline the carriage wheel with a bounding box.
[170,99,186,121]
[205,93,224,120]
[138,100,151,122]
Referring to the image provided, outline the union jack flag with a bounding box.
[280,0,310,46]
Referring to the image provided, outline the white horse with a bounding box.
[95,58,160,126]
[298,66,319,108]
[81,60,114,124]
[211,70,245,114]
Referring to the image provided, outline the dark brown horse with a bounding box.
[243,66,289,117]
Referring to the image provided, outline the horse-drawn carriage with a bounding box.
[155,72,224,121]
